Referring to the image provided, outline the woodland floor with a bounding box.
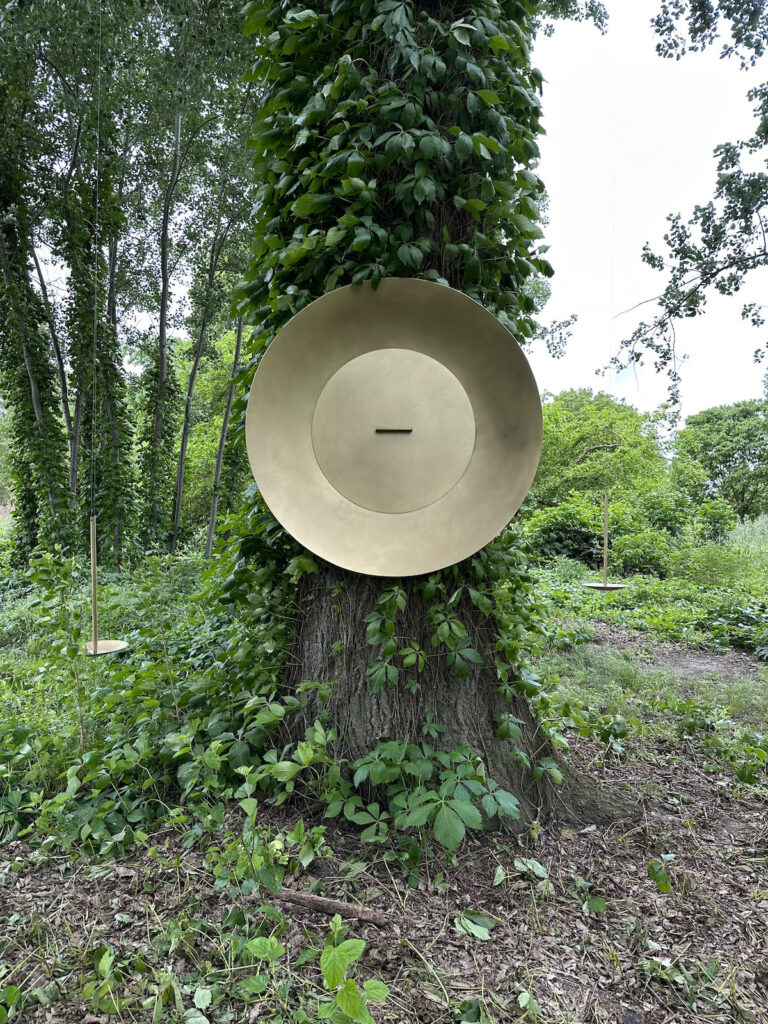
[2,628,768,1024]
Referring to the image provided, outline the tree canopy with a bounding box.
[621,0,768,396]
[675,398,768,518]
[530,389,668,507]
[0,0,255,561]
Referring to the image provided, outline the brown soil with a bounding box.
[2,728,767,1024]
[588,620,766,684]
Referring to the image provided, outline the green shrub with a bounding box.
[682,543,752,588]
[729,513,768,547]
[691,497,737,543]
[636,490,691,538]
[524,494,601,566]
[611,529,675,578]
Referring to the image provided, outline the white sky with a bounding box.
[528,0,768,420]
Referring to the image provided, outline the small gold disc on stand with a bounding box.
[583,492,627,592]
[84,516,129,656]
[85,638,130,657]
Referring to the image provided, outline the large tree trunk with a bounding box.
[290,564,625,827]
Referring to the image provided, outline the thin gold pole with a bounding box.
[90,515,98,654]
[602,492,609,587]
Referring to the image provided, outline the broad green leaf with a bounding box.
[494,789,520,818]
[292,192,332,217]
[585,895,606,914]
[239,975,268,996]
[454,910,495,941]
[325,225,347,247]
[449,799,482,829]
[513,857,548,879]
[320,938,366,989]
[271,761,302,781]
[432,804,465,849]
[247,936,285,961]
[363,978,390,1001]
[335,978,365,1018]
[193,987,212,1010]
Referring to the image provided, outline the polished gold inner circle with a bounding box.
[311,348,476,514]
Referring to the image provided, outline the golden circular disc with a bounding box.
[582,583,628,592]
[85,639,130,657]
[245,279,542,577]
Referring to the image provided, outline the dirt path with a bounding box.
[589,620,766,684]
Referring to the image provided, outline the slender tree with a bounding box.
[206,319,244,559]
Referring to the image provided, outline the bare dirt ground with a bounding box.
[2,641,768,1023]
[588,621,765,684]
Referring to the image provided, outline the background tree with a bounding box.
[0,0,256,561]
[236,0,618,825]
[528,389,668,508]
[674,399,768,519]
[620,0,768,395]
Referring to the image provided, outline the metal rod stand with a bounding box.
[602,492,609,588]
[90,515,98,655]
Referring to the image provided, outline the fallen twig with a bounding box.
[273,889,389,926]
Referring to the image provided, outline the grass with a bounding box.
[729,513,768,547]
[542,643,768,731]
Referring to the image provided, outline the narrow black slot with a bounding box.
[375,428,413,434]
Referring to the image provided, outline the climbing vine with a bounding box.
[229,2,592,832]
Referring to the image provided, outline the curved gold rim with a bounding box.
[85,639,130,656]
[245,279,542,577]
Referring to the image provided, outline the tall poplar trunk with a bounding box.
[146,109,182,545]
[169,216,230,552]
[205,318,242,558]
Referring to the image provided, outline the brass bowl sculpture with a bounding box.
[245,278,542,577]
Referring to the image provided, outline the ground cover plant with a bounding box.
[1,507,767,1022]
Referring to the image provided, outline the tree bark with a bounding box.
[146,108,182,544]
[169,213,231,552]
[289,564,626,828]
[32,245,76,499]
[205,318,242,558]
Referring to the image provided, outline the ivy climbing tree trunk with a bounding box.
[290,563,619,826]
[205,318,242,559]
[144,109,182,547]
[0,225,68,549]
[238,0,627,827]
[31,246,76,501]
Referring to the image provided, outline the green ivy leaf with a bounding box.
[449,798,482,830]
